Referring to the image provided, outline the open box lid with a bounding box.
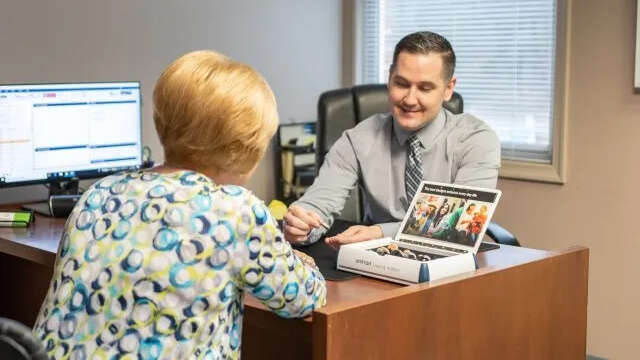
[395,181,502,255]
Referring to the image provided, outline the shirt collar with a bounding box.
[393,108,447,147]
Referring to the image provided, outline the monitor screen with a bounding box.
[0,81,142,187]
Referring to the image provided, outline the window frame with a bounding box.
[350,0,570,184]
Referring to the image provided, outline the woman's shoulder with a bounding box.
[70,170,272,236]
[77,170,270,220]
[75,170,224,214]
[209,185,272,225]
[88,169,219,194]
[88,169,266,200]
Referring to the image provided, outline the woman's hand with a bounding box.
[293,249,319,271]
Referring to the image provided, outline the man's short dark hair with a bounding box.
[390,31,456,82]
[466,203,476,211]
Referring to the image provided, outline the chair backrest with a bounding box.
[316,88,357,169]
[314,88,521,244]
[0,318,48,360]
[352,84,464,120]
[316,84,464,222]
[318,84,464,161]
[352,84,389,122]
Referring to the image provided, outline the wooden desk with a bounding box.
[0,213,62,325]
[0,213,589,359]
[242,245,588,359]
[0,213,63,266]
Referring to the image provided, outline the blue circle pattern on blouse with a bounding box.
[33,170,326,359]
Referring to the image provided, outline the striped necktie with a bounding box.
[405,133,423,201]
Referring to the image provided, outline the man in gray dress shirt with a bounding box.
[283,31,501,246]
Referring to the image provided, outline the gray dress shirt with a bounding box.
[294,109,501,244]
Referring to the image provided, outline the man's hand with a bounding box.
[325,225,383,249]
[283,205,324,244]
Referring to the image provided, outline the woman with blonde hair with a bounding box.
[33,50,326,359]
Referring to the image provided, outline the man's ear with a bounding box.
[443,76,457,101]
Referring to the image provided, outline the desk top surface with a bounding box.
[0,212,64,265]
[0,211,558,320]
[244,243,553,318]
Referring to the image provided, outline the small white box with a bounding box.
[336,181,501,285]
[337,237,479,285]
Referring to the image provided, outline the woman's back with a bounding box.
[33,170,326,359]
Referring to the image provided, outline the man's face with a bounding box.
[467,205,476,214]
[388,51,456,132]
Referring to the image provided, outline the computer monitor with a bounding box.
[0,81,143,214]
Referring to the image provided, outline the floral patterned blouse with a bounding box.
[33,170,327,359]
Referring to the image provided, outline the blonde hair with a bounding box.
[153,50,278,174]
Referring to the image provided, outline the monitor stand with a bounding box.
[21,179,81,218]
[22,201,53,217]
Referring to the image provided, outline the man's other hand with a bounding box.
[325,225,383,249]
[283,205,324,244]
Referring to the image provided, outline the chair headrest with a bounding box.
[351,84,464,116]
[443,91,464,115]
[352,84,389,122]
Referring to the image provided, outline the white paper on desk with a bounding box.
[425,253,477,281]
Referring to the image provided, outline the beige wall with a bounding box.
[0,0,342,204]
[494,0,640,358]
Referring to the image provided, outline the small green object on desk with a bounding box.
[0,211,35,228]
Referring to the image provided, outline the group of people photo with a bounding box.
[402,194,491,246]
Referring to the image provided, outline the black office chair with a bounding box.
[484,222,520,247]
[316,84,520,247]
[316,88,359,170]
[316,87,364,222]
[0,318,48,360]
